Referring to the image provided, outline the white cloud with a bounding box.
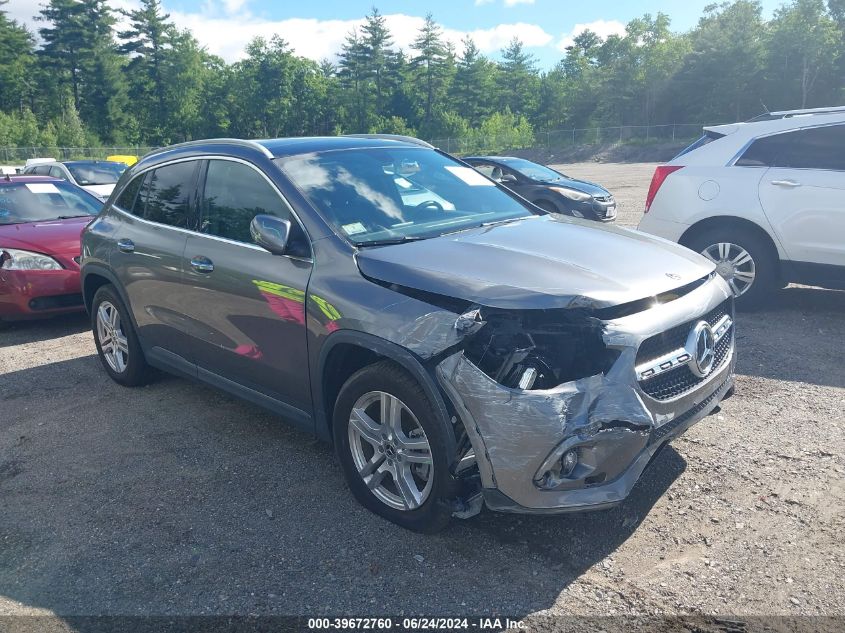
[476,0,535,6]
[165,6,554,62]
[557,19,627,51]
[5,0,555,63]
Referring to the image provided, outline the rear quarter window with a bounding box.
[673,131,725,160]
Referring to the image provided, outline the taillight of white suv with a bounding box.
[644,165,684,213]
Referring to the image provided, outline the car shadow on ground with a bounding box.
[0,312,90,347]
[734,285,845,388]
[0,352,688,618]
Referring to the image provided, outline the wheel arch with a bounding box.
[313,330,456,459]
[81,265,142,332]
[679,215,783,265]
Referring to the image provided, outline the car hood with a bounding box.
[0,216,90,259]
[355,216,715,310]
[540,176,609,197]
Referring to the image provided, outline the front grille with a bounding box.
[594,196,613,203]
[637,299,733,401]
[636,300,730,365]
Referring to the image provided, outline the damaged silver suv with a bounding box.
[81,136,736,532]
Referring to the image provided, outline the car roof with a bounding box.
[0,175,63,184]
[258,136,423,157]
[463,156,538,165]
[703,110,845,139]
[62,160,123,166]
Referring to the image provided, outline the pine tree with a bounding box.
[497,38,540,118]
[38,0,89,111]
[450,37,497,126]
[119,0,175,138]
[0,1,35,112]
[410,14,454,134]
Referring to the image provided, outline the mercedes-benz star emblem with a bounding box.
[686,321,716,377]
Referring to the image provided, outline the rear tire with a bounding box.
[91,284,153,386]
[685,227,778,310]
[333,360,455,533]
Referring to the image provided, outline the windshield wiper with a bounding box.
[480,216,530,228]
[356,236,428,247]
[55,214,91,219]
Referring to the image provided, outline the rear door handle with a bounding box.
[117,238,135,253]
[190,255,214,273]
[771,179,801,188]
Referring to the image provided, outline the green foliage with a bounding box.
[0,0,843,153]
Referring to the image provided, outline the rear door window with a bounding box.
[114,174,146,215]
[737,125,845,170]
[143,161,198,228]
[778,125,845,171]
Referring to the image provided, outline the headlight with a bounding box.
[0,248,63,270]
[550,187,592,202]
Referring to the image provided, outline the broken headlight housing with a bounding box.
[460,307,618,390]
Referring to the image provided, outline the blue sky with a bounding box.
[7,0,785,69]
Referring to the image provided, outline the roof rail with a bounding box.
[143,138,274,160]
[770,105,845,117]
[343,134,435,149]
[747,105,845,122]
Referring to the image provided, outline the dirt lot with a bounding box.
[1,163,843,625]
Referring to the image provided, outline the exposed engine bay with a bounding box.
[458,307,618,391]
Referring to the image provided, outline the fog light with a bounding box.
[561,449,578,477]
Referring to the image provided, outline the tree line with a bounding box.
[0,0,843,152]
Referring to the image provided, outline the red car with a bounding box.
[0,175,102,324]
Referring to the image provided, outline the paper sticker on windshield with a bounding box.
[445,166,495,186]
[342,222,367,236]
[25,183,61,194]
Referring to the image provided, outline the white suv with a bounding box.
[638,106,845,307]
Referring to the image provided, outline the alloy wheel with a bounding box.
[96,300,129,373]
[702,242,756,297]
[347,391,434,511]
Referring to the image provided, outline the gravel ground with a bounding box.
[1,163,843,625]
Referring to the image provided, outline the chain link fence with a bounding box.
[0,123,708,165]
[0,146,154,165]
[431,123,706,155]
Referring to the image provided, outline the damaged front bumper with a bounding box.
[435,276,735,515]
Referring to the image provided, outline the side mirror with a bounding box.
[250,214,291,256]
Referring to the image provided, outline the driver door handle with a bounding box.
[771,179,801,188]
[190,255,214,273]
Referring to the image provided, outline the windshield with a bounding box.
[500,158,567,182]
[0,181,102,224]
[276,148,536,246]
[67,161,126,186]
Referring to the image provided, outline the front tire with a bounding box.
[333,361,455,533]
[685,227,778,310]
[91,284,153,386]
